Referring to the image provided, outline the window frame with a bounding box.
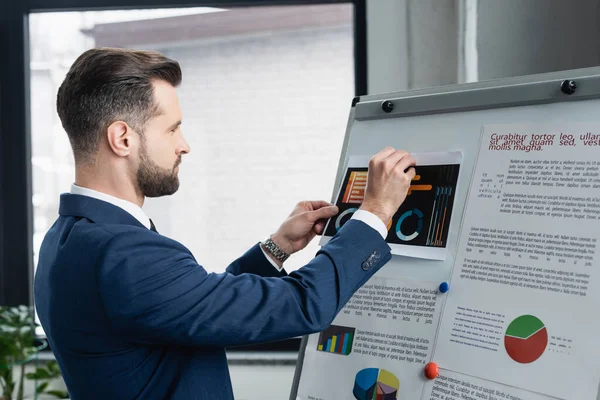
[0,0,367,352]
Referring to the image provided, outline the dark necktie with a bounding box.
[149,219,158,233]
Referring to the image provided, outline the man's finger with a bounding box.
[307,200,335,211]
[308,204,339,222]
[395,155,416,173]
[384,149,410,167]
[371,147,395,162]
[313,221,326,235]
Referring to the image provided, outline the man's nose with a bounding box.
[178,134,190,155]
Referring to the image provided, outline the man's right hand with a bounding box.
[359,147,416,226]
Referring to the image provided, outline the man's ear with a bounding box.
[106,121,135,157]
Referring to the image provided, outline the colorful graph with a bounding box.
[324,164,459,248]
[425,186,453,246]
[335,208,359,231]
[317,325,356,356]
[504,315,548,363]
[395,208,423,241]
[353,368,399,400]
[406,174,432,195]
[342,171,367,203]
[342,171,433,203]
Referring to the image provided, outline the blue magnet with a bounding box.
[439,282,450,293]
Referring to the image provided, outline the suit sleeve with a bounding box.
[225,243,287,278]
[97,220,391,348]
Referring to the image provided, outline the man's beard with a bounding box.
[136,142,181,198]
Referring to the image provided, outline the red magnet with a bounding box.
[424,362,439,380]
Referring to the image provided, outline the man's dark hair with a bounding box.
[56,47,182,164]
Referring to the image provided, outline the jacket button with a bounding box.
[362,250,380,271]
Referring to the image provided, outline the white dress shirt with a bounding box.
[70,184,151,229]
[351,210,388,239]
[69,184,387,272]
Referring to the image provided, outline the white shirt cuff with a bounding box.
[260,244,283,271]
[351,209,388,239]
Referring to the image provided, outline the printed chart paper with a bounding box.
[433,125,600,399]
[320,152,463,260]
[295,277,444,400]
[422,369,558,400]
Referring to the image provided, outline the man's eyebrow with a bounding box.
[167,120,182,131]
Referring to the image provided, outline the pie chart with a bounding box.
[353,368,399,400]
[335,207,358,231]
[395,208,423,241]
[504,315,548,364]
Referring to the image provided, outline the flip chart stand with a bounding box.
[289,66,600,400]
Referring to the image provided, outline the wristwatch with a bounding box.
[262,237,290,263]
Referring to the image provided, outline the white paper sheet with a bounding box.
[295,277,444,400]
[421,369,559,400]
[320,151,463,260]
[432,125,600,399]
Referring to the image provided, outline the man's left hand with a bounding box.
[270,200,339,256]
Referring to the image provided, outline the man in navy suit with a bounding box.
[34,47,416,399]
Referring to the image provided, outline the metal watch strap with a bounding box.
[263,237,290,262]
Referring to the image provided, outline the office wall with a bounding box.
[366,0,600,94]
[475,0,600,81]
[366,0,459,94]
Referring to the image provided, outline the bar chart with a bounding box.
[317,325,356,356]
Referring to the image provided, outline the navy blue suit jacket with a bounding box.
[34,194,391,399]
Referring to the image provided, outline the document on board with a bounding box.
[295,277,444,400]
[432,125,600,400]
[320,151,463,260]
[421,369,557,400]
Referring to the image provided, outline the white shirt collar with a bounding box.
[69,184,151,229]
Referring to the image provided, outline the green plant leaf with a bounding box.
[36,381,49,393]
[46,389,70,398]
[24,372,39,380]
[47,361,62,377]
[0,305,54,399]
[30,368,52,380]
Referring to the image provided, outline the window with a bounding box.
[30,5,355,296]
